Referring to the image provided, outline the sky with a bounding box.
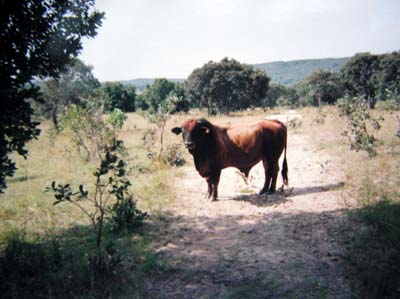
[79,0,400,82]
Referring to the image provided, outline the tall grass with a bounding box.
[0,112,183,297]
[303,105,400,298]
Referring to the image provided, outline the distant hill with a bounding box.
[254,57,349,86]
[121,57,350,89]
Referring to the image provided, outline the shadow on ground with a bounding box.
[0,223,139,298]
[221,181,345,208]
[143,209,352,299]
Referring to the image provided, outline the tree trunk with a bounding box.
[368,96,377,109]
[52,107,59,130]
[159,124,164,162]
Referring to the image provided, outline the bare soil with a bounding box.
[142,113,352,299]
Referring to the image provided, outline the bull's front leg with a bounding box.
[205,176,212,199]
[210,169,221,201]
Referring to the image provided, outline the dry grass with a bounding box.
[0,112,186,237]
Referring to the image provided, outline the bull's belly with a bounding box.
[223,157,261,171]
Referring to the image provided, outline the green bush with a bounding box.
[163,143,186,167]
[46,141,147,265]
[0,230,124,298]
[344,176,400,299]
[339,95,384,156]
[107,108,127,130]
[60,104,111,161]
[108,195,148,234]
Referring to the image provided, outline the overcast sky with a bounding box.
[79,0,400,82]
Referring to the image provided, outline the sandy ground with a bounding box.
[142,113,352,299]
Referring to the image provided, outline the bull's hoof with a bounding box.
[277,185,285,194]
[211,197,218,202]
[258,189,267,195]
[268,189,276,194]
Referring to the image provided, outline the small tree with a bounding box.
[296,69,344,106]
[99,82,136,113]
[186,58,270,114]
[339,95,384,156]
[107,108,128,146]
[60,105,110,161]
[46,141,147,267]
[38,59,100,129]
[341,53,381,109]
[143,96,175,161]
[142,95,185,166]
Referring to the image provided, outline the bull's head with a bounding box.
[171,119,211,152]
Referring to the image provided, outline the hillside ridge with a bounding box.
[122,57,350,89]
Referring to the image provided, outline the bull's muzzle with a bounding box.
[184,142,195,150]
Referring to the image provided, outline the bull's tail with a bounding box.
[281,125,288,186]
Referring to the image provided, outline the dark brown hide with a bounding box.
[172,118,288,200]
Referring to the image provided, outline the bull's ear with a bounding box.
[200,126,210,135]
[171,127,182,135]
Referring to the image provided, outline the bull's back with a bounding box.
[219,120,282,168]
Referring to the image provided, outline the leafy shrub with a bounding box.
[107,108,127,130]
[0,230,124,298]
[276,96,293,108]
[312,108,327,125]
[142,96,183,164]
[163,143,185,166]
[46,141,147,265]
[108,195,148,234]
[60,106,128,161]
[337,95,353,116]
[343,174,400,299]
[142,128,158,161]
[339,95,384,156]
[60,104,111,161]
[287,117,302,129]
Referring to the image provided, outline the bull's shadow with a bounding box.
[223,181,345,207]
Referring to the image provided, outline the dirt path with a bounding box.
[143,113,352,299]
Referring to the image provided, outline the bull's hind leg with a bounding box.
[259,158,272,195]
[268,162,279,194]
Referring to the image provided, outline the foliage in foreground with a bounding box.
[0,0,104,193]
[339,95,383,156]
[46,140,147,265]
[60,105,128,162]
[344,176,400,299]
[0,229,130,298]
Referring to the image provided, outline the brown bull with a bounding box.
[172,118,288,200]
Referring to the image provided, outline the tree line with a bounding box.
[32,52,400,131]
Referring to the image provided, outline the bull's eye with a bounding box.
[200,126,210,135]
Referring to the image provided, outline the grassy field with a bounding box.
[1,106,399,298]
[292,106,400,298]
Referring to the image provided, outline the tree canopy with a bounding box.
[99,82,136,113]
[39,59,100,128]
[341,53,381,108]
[139,79,189,113]
[0,0,104,192]
[374,51,400,102]
[296,69,344,106]
[186,58,270,114]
